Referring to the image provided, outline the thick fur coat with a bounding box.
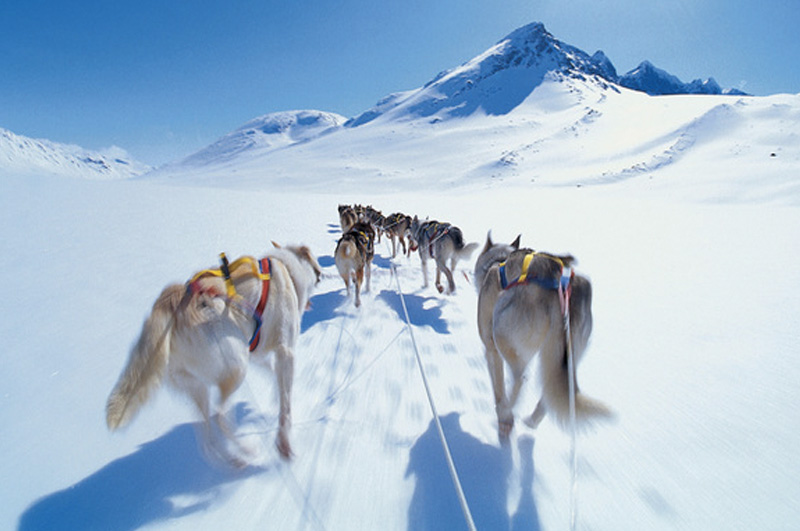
[474,233,611,439]
[106,244,321,462]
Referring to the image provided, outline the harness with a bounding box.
[498,252,574,313]
[186,253,272,352]
[354,229,373,256]
[411,221,450,255]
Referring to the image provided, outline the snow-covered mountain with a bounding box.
[618,60,748,96]
[345,22,618,127]
[160,21,751,179]
[177,110,347,167]
[0,127,150,179]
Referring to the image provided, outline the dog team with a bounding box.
[105,203,611,465]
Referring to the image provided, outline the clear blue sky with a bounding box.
[2,0,798,166]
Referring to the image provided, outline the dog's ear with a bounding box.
[271,241,281,249]
[483,231,494,253]
[511,234,521,250]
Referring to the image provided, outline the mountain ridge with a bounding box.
[1,22,753,177]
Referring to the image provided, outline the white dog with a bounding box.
[106,244,321,463]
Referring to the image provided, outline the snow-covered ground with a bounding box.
[2,23,800,530]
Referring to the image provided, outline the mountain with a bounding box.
[177,110,347,167]
[346,22,618,127]
[165,21,748,171]
[0,127,150,179]
[618,60,748,96]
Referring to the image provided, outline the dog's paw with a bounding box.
[498,418,514,441]
[276,434,294,460]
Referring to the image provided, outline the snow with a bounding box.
[3,30,800,531]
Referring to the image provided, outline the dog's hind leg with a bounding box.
[213,368,255,463]
[274,344,294,459]
[523,398,547,429]
[354,269,363,307]
[175,371,228,463]
[483,343,513,440]
[438,259,456,294]
[365,258,372,293]
[419,254,430,288]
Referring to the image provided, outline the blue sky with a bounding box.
[2,0,798,166]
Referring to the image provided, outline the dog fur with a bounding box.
[105,244,321,463]
[383,212,412,258]
[335,221,375,307]
[338,204,358,233]
[408,216,478,294]
[475,234,611,440]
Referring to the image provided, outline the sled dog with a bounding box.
[408,216,478,293]
[335,221,375,307]
[475,233,611,439]
[338,204,358,233]
[106,244,322,463]
[363,205,386,244]
[384,212,412,258]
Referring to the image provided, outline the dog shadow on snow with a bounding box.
[18,407,263,531]
[378,290,449,334]
[406,413,541,531]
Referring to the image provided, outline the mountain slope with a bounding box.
[177,110,347,167]
[346,22,617,126]
[157,21,758,188]
[0,128,149,179]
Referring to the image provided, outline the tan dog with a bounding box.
[338,204,358,233]
[334,221,375,307]
[475,234,611,440]
[106,244,321,463]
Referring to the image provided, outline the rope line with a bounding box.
[391,262,477,531]
[564,292,579,531]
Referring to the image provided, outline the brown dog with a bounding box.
[334,221,375,307]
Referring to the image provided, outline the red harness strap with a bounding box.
[248,257,271,352]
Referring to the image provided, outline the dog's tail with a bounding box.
[449,227,479,261]
[538,330,613,430]
[457,242,480,261]
[106,284,184,431]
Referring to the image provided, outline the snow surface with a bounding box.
[3,26,800,531]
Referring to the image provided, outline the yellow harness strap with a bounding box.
[516,252,535,284]
[500,251,567,290]
[187,253,271,299]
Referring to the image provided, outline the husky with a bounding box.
[407,216,478,294]
[338,204,358,233]
[473,231,521,293]
[475,234,611,440]
[363,205,386,244]
[105,244,322,463]
[383,212,412,258]
[334,221,375,307]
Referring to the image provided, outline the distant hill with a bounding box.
[0,127,149,179]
